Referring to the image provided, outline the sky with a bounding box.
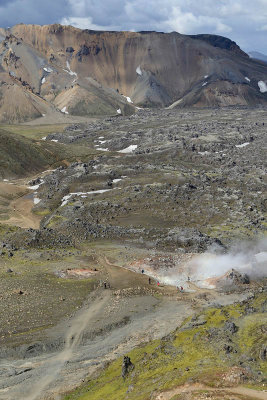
[0,0,267,54]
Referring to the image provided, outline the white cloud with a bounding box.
[166,6,232,35]
[61,17,108,30]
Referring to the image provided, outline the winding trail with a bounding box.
[24,292,111,400]
[155,383,267,400]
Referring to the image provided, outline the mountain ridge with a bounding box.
[0,24,266,122]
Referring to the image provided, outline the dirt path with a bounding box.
[0,287,195,400]
[0,171,52,229]
[7,193,41,229]
[24,291,111,400]
[155,383,267,400]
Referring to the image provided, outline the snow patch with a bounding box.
[112,178,122,183]
[99,140,106,144]
[43,67,53,73]
[42,114,46,117]
[61,106,69,114]
[245,77,251,82]
[123,95,133,103]
[61,189,112,206]
[41,77,46,84]
[42,136,47,140]
[204,75,209,79]
[117,108,122,114]
[235,142,250,148]
[98,136,104,139]
[34,197,41,205]
[202,82,207,87]
[118,144,137,154]
[51,139,58,143]
[28,179,44,190]
[64,61,77,77]
[136,66,142,76]
[258,81,267,93]
[98,148,109,151]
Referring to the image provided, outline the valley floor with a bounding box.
[0,107,266,399]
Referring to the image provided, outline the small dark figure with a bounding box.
[141,269,144,274]
[148,277,151,284]
[188,276,190,281]
[121,356,134,379]
[104,282,107,289]
[180,286,183,292]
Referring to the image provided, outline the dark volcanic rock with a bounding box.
[122,356,134,379]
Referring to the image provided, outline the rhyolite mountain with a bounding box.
[0,23,267,122]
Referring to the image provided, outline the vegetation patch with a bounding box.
[64,294,266,400]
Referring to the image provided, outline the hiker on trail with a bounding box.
[180,286,184,292]
[148,277,151,284]
[104,282,107,289]
[157,281,160,287]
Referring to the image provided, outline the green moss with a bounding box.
[64,296,266,400]
[47,215,66,227]
[34,209,50,216]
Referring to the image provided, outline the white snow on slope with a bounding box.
[51,139,58,143]
[61,106,69,114]
[34,197,41,205]
[64,61,78,77]
[236,142,250,148]
[43,67,53,73]
[245,77,251,82]
[27,179,44,190]
[61,189,112,206]
[202,82,207,86]
[123,95,133,103]
[41,77,46,84]
[118,144,137,153]
[117,108,122,114]
[136,66,142,76]
[258,81,267,93]
[98,147,109,151]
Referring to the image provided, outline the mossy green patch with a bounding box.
[64,295,265,400]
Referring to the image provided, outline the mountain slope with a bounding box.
[0,24,266,122]
[248,51,267,63]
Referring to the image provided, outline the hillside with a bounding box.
[0,128,98,179]
[0,25,266,122]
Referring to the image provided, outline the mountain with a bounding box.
[248,51,267,63]
[0,24,267,122]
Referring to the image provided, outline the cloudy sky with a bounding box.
[0,0,267,53]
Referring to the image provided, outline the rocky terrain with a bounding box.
[0,24,267,122]
[0,106,266,400]
[13,106,266,248]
